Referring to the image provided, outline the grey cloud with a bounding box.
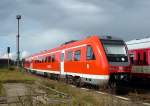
[0,0,150,54]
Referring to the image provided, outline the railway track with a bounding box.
[26,71,150,106]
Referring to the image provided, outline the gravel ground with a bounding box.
[2,83,32,106]
[1,83,70,106]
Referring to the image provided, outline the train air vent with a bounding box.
[61,40,77,45]
[106,36,112,39]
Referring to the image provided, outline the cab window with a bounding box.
[86,45,95,60]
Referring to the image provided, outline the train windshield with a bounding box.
[103,44,127,55]
[101,39,128,62]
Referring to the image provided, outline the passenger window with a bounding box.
[39,57,42,63]
[45,57,48,62]
[43,57,46,63]
[61,53,64,62]
[137,52,141,65]
[74,50,81,61]
[143,52,147,65]
[48,56,51,62]
[86,45,95,60]
[51,55,55,62]
[43,57,45,63]
[68,51,73,61]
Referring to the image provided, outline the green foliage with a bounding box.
[41,80,104,106]
[0,68,127,105]
[0,68,38,96]
[0,68,37,84]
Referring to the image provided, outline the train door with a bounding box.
[30,58,33,69]
[86,45,96,72]
[60,50,65,75]
[129,52,135,65]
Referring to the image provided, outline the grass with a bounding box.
[40,79,116,106]
[0,68,104,105]
[0,82,2,95]
[0,67,37,95]
[0,68,134,106]
[0,68,37,83]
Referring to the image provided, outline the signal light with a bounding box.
[7,47,10,54]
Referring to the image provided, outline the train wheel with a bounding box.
[65,75,69,83]
[108,81,117,94]
[44,72,48,77]
[56,74,60,80]
[74,77,83,87]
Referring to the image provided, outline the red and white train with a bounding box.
[23,35,130,87]
[126,37,150,79]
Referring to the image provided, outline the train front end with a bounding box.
[100,36,131,86]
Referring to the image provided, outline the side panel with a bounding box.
[64,38,109,76]
[64,46,87,74]
[129,48,150,78]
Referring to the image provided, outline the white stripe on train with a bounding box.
[26,68,109,80]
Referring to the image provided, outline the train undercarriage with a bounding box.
[26,68,130,92]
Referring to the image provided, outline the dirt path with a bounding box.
[2,83,31,106]
[3,83,29,97]
[1,83,69,106]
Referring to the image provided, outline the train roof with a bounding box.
[126,37,150,50]
[99,35,123,41]
[26,35,125,59]
[60,36,123,46]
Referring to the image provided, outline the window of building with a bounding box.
[86,45,95,60]
[74,50,81,61]
[68,51,73,61]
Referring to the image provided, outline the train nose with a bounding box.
[109,66,131,73]
[109,65,131,81]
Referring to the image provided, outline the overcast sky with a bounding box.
[0,0,150,59]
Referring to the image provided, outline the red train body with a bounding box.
[126,37,150,79]
[24,35,130,86]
